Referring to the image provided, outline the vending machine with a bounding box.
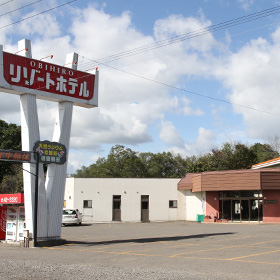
[0,193,25,242]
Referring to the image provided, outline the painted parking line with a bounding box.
[170,244,246,258]
[167,235,254,248]
[44,234,280,268]
[228,248,280,260]
[180,255,280,266]
[44,244,280,266]
[169,239,280,258]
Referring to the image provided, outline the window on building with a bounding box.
[83,200,92,208]
[169,200,177,208]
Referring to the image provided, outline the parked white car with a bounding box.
[62,209,82,226]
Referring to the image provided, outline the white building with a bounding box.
[64,178,205,223]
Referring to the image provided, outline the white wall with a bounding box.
[64,178,181,222]
[64,178,75,209]
[177,190,187,220]
[185,190,206,221]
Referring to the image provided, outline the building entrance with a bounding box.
[219,191,263,222]
[112,195,121,221]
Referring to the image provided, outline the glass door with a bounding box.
[232,200,241,221]
[241,200,249,221]
[250,199,259,221]
[222,200,231,220]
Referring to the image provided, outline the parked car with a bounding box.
[62,209,82,226]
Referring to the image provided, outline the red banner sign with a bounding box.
[0,206,7,239]
[0,149,32,162]
[3,52,95,101]
[0,193,24,204]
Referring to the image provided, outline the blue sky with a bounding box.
[1,0,280,174]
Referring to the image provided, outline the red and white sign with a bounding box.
[0,206,7,239]
[4,52,94,100]
[0,47,98,108]
[0,193,24,204]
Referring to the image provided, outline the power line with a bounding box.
[115,20,279,70]
[80,55,280,116]
[0,0,13,7]
[0,2,278,116]
[78,5,280,70]
[0,0,44,18]
[0,0,78,30]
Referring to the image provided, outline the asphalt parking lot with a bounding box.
[1,221,280,279]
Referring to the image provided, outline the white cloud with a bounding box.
[153,14,216,52]
[164,126,216,157]
[17,12,62,38]
[179,97,204,116]
[159,120,185,148]
[63,7,213,152]
[216,30,280,140]
[189,127,216,155]
[0,4,254,173]
[237,0,255,11]
[67,150,101,175]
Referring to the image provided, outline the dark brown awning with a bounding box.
[178,168,280,192]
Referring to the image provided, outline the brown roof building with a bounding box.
[178,167,280,223]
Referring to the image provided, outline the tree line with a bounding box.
[73,142,279,178]
[0,118,279,193]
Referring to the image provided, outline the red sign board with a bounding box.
[3,52,95,101]
[0,206,7,239]
[0,193,24,204]
[0,149,32,162]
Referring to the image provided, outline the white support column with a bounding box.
[19,39,47,239]
[45,53,77,238]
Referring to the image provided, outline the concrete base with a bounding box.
[1,239,66,247]
[32,239,67,247]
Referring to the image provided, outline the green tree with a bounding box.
[186,142,261,173]
[230,143,257,169]
[105,145,146,177]
[143,152,186,178]
[74,141,280,178]
[249,143,279,164]
[0,165,23,193]
[75,145,147,178]
[0,119,22,193]
[74,145,186,178]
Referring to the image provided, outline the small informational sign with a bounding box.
[0,193,24,204]
[265,200,278,204]
[0,149,32,162]
[33,140,67,164]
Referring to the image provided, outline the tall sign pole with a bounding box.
[34,152,39,247]
[45,52,77,238]
[0,39,99,245]
[18,39,46,241]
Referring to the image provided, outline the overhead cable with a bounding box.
[0,0,78,30]
[80,55,280,116]
[78,5,280,70]
[0,0,13,7]
[0,0,44,18]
